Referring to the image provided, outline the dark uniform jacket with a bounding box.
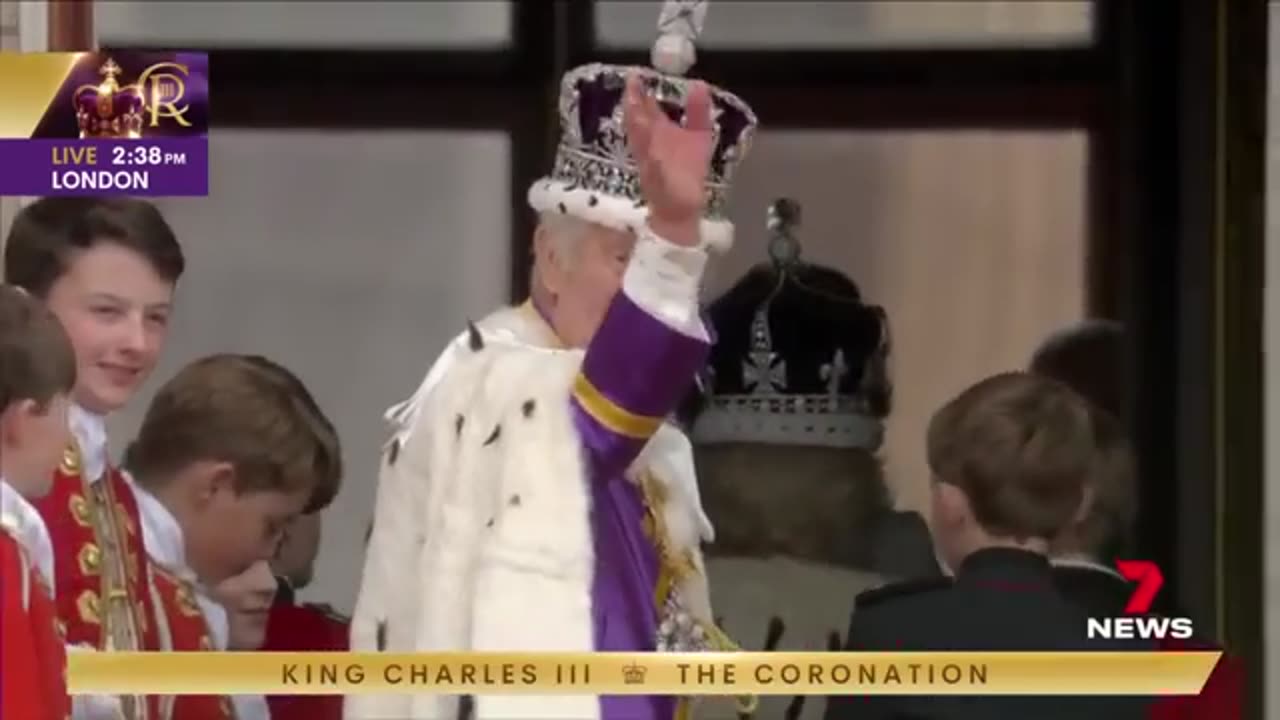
[823,547,1152,720]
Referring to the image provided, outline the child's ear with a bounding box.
[194,460,238,504]
[0,399,37,447]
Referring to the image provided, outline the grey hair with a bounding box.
[530,210,593,296]
[536,210,591,265]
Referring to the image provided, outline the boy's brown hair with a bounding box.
[124,355,332,508]
[926,371,1096,541]
[4,197,185,297]
[237,355,342,512]
[0,285,76,410]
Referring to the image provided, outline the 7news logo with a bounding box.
[1085,560,1194,641]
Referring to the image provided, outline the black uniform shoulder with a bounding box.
[854,576,953,611]
[303,602,351,624]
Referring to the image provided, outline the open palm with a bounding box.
[623,72,715,229]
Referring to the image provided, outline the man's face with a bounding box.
[540,222,635,348]
[181,462,311,586]
[44,242,174,414]
[211,559,277,650]
[0,393,71,497]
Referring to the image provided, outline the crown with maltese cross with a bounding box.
[73,58,145,139]
[527,0,758,254]
[687,199,893,451]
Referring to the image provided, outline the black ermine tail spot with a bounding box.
[483,425,502,446]
[764,616,785,651]
[522,399,536,418]
[466,320,484,351]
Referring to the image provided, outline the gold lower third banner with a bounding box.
[68,652,1220,696]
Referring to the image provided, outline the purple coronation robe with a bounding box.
[566,290,710,720]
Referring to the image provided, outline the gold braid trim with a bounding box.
[639,472,758,717]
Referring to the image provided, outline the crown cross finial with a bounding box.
[767,198,802,267]
[99,58,122,81]
[743,350,786,395]
[820,349,849,397]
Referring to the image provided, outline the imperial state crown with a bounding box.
[689,199,893,450]
[527,0,758,254]
[73,58,144,139]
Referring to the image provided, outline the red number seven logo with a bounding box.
[1115,560,1164,614]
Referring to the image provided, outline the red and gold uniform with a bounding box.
[32,406,233,720]
[133,466,239,720]
[2,482,70,720]
[148,565,237,720]
[32,423,160,719]
[262,581,348,720]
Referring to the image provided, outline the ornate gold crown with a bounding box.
[622,662,648,685]
[73,59,145,139]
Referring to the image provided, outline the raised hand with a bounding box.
[623,72,715,246]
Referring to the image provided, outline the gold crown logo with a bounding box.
[622,662,647,685]
[73,58,145,139]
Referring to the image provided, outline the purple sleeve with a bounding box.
[569,291,709,479]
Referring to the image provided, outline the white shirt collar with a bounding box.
[130,476,231,650]
[69,403,109,484]
[0,479,55,589]
[231,695,271,720]
[1050,555,1126,580]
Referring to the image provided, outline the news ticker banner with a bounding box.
[0,50,208,197]
[69,651,1220,696]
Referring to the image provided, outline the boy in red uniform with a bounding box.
[228,355,346,720]
[5,197,185,720]
[124,353,336,719]
[0,285,76,720]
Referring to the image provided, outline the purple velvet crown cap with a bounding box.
[527,58,758,254]
[73,58,145,139]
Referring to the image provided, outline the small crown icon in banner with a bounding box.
[622,663,648,685]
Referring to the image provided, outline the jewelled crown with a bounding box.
[527,0,758,254]
[73,58,144,139]
[687,199,893,450]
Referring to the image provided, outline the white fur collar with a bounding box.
[385,303,562,440]
[132,480,230,650]
[1050,555,1126,581]
[69,403,109,484]
[0,479,55,588]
